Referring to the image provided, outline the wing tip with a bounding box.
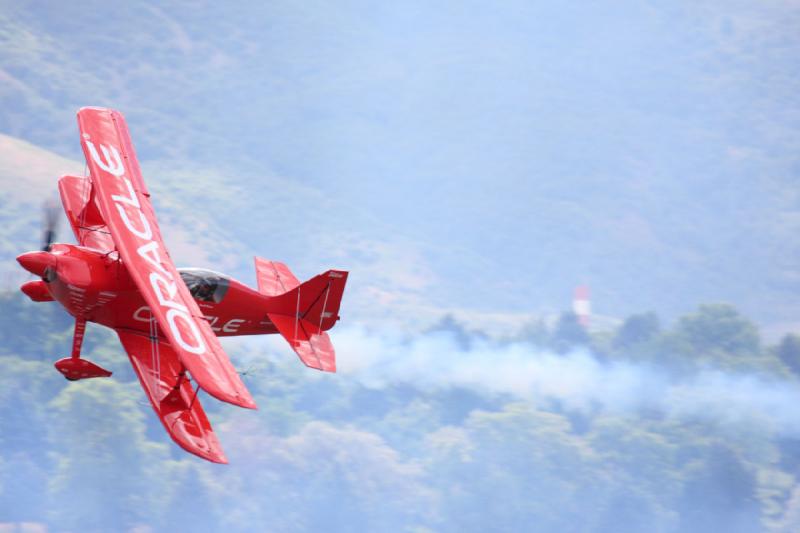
[176,440,228,464]
[77,106,109,117]
[207,453,229,465]
[164,413,230,464]
[300,359,337,373]
[238,397,259,410]
[203,385,258,410]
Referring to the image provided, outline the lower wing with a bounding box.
[116,329,227,463]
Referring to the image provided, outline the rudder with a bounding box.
[266,269,348,332]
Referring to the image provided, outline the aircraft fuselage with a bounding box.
[18,243,279,339]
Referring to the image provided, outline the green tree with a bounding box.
[676,445,761,533]
[613,312,660,352]
[776,334,800,376]
[778,484,800,532]
[425,404,603,532]
[0,293,72,360]
[671,304,761,369]
[0,451,48,524]
[427,314,488,350]
[517,319,550,347]
[588,417,680,532]
[0,356,60,457]
[550,311,590,354]
[157,462,221,533]
[47,380,170,532]
[210,420,434,532]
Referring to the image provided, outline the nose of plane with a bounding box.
[16,251,57,278]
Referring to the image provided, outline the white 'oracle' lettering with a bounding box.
[205,315,221,332]
[111,177,140,207]
[85,141,125,177]
[116,203,152,240]
[223,319,246,333]
[132,306,152,322]
[167,309,206,354]
[149,272,188,312]
[137,241,172,278]
[90,129,208,358]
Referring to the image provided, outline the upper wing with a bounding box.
[117,329,227,463]
[77,107,255,409]
[58,174,116,251]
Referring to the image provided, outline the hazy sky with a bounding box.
[2,0,799,330]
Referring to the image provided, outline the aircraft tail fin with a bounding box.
[263,269,348,372]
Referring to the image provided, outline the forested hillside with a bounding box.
[1,1,799,329]
[3,292,800,532]
[2,1,800,531]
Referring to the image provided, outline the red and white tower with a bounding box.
[573,285,591,328]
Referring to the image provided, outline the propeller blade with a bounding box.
[41,200,60,251]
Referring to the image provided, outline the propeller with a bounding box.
[41,199,60,252]
[17,200,61,289]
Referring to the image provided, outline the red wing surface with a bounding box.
[268,314,336,372]
[254,257,300,296]
[58,174,115,252]
[77,107,255,409]
[117,329,227,463]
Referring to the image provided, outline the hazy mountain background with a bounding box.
[2,1,800,532]
[1,0,799,332]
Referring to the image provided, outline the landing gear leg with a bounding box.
[54,318,113,381]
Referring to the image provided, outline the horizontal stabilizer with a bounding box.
[268,313,336,372]
[255,257,300,297]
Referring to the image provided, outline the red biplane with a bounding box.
[16,107,348,463]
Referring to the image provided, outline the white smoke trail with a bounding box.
[331,325,800,437]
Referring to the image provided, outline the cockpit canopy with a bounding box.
[178,268,230,303]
